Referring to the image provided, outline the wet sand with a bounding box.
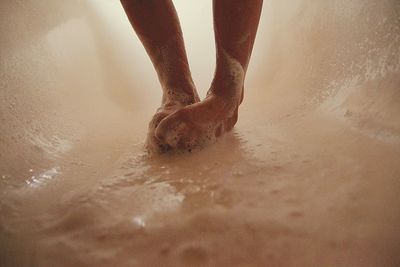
[1,0,400,266]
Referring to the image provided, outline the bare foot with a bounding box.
[154,88,243,152]
[146,86,199,153]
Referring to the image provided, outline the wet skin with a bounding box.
[121,0,263,152]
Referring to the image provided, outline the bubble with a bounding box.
[131,216,146,228]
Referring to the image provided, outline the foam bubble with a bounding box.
[220,49,245,96]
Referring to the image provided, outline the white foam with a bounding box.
[156,36,197,105]
[220,49,245,97]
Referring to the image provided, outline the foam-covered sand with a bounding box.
[1,1,399,266]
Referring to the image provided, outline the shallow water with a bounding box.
[1,0,400,266]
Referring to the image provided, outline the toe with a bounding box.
[155,110,189,147]
[145,131,171,154]
[145,109,173,154]
[148,110,169,131]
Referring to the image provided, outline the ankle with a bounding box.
[162,79,198,106]
[208,51,245,102]
[207,77,243,105]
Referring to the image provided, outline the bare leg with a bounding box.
[156,0,263,150]
[120,0,199,152]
